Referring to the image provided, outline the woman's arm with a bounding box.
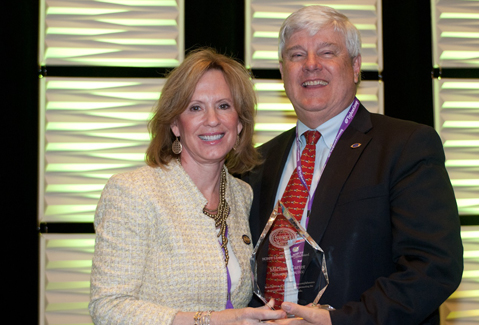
[89,174,180,324]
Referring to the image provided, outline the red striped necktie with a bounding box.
[264,130,321,309]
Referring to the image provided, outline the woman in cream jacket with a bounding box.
[89,49,285,325]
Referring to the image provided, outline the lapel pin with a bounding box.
[351,143,361,148]
[242,235,251,245]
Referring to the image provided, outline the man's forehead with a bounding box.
[287,27,344,43]
[284,35,343,53]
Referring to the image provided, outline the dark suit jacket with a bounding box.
[243,104,463,324]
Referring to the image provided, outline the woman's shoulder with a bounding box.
[226,170,253,199]
[109,163,179,183]
[107,165,156,183]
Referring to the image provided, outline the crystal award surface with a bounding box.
[250,201,333,310]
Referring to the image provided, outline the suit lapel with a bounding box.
[258,129,296,230]
[306,105,373,244]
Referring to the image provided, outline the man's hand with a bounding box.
[273,302,332,325]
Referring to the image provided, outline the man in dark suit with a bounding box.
[243,5,463,325]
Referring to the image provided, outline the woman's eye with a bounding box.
[189,105,201,111]
[219,103,230,109]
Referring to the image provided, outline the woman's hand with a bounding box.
[209,299,286,324]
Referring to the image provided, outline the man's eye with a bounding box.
[321,50,335,56]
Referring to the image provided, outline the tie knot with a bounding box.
[304,130,321,145]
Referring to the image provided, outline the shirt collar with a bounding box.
[296,102,353,149]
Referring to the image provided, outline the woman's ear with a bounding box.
[237,121,243,135]
[170,120,180,137]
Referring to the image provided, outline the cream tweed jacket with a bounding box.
[89,162,254,324]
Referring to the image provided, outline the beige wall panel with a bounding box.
[246,0,382,71]
[433,79,479,216]
[39,0,184,67]
[432,0,479,68]
[39,234,96,325]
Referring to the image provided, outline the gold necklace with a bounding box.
[203,168,230,267]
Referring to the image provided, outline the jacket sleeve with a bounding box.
[88,174,179,325]
[330,125,463,324]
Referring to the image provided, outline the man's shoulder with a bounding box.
[368,112,436,136]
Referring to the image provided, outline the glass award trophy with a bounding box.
[250,201,334,312]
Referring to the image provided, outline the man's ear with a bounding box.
[353,54,362,84]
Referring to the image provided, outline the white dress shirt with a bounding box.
[272,103,353,303]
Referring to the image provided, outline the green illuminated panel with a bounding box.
[433,78,479,218]
[47,81,140,89]
[442,121,479,128]
[257,104,294,111]
[440,13,479,19]
[246,0,382,70]
[440,225,479,323]
[45,48,120,57]
[40,234,96,324]
[255,123,296,131]
[98,39,176,45]
[440,51,479,60]
[254,83,284,91]
[47,102,133,110]
[66,58,180,67]
[87,153,145,161]
[445,160,479,167]
[441,32,479,39]
[86,112,153,121]
[46,122,135,131]
[40,0,184,67]
[47,8,128,15]
[450,179,479,186]
[442,82,479,89]
[97,0,177,5]
[46,164,135,172]
[46,28,126,35]
[95,19,177,26]
[91,92,160,100]
[432,0,479,67]
[39,77,383,226]
[46,185,106,192]
[86,133,151,141]
[39,77,165,223]
[46,143,135,151]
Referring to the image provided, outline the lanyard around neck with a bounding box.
[295,97,360,213]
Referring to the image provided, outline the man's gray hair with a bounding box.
[278,5,362,62]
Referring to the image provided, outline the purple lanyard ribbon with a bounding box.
[221,226,234,309]
[295,98,360,216]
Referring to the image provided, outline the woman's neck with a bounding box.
[179,157,224,210]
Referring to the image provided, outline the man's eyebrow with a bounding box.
[285,45,304,53]
[285,42,339,53]
[317,42,337,48]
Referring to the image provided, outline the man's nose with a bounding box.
[303,54,322,71]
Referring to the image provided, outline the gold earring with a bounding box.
[172,137,182,154]
[233,135,240,151]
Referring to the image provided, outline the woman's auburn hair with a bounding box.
[145,48,262,174]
